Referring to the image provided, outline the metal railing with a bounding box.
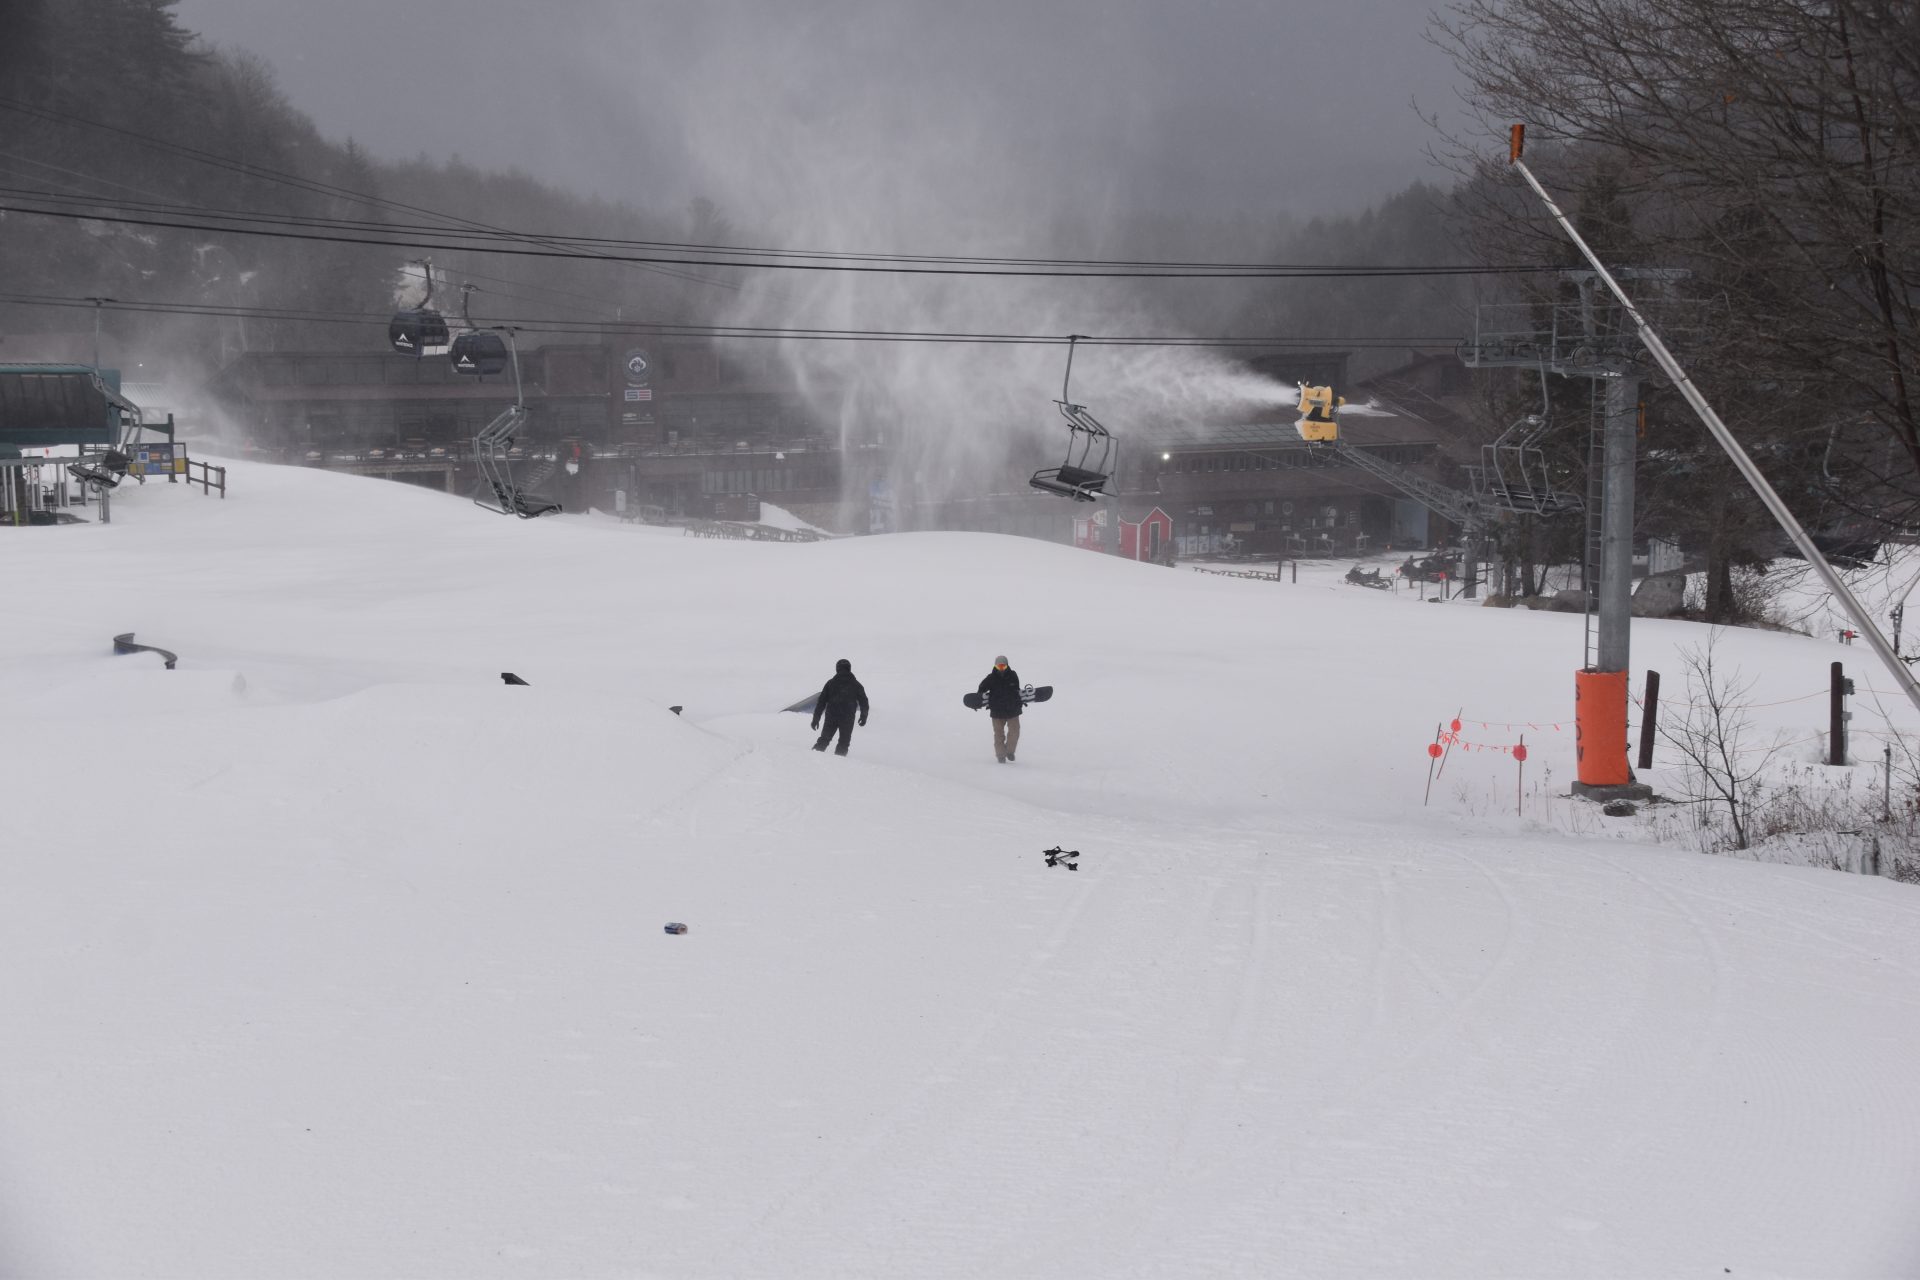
[185,457,226,497]
[679,519,824,543]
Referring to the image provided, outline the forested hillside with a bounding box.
[0,0,734,370]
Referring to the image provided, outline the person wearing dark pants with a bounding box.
[977,654,1022,762]
[811,658,869,756]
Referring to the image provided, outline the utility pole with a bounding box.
[1509,122,1920,728]
[1596,371,1639,675]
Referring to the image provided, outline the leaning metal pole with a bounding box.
[1510,126,1920,724]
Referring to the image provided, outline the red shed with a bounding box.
[1117,507,1172,562]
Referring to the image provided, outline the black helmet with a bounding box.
[836,658,852,673]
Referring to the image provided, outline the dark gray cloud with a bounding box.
[170,0,1464,226]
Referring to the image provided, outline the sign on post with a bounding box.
[129,443,184,481]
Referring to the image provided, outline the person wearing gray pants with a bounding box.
[977,655,1023,763]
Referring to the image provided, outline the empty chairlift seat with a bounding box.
[1030,461,1110,500]
[66,448,132,489]
[1029,337,1117,503]
[457,329,561,520]
[1470,412,1582,516]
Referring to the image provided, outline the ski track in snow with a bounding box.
[2,462,1919,1278]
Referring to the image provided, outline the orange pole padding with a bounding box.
[1575,669,1632,786]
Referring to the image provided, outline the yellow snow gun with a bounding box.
[1296,385,1343,442]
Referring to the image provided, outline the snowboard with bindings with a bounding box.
[963,684,1052,711]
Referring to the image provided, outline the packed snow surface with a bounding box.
[3,464,1918,1278]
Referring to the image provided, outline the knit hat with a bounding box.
[836,658,852,673]
[994,654,1008,665]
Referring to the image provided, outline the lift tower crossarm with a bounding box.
[1508,123,1920,723]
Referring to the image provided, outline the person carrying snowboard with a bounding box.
[978,654,1023,763]
[811,658,869,756]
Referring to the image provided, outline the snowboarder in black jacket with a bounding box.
[978,654,1022,762]
[811,658,869,756]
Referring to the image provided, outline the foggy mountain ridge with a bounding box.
[0,0,1475,503]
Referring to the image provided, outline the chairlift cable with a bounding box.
[0,151,1552,275]
[0,288,1457,348]
[0,97,1566,282]
[0,196,1556,279]
[0,97,737,292]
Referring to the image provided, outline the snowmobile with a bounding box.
[1345,565,1391,590]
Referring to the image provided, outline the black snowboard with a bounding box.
[963,684,1052,710]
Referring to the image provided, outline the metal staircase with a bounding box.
[1317,439,1481,530]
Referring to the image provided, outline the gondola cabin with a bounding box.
[450,331,509,377]
[388,309,449,357]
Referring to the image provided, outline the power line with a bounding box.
[0,288,1460,349]
[0,96,737,293]
[0,176,1527,275]
[0,195,1546,281]
[0,98,1541,279]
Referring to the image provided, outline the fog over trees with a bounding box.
[0,1,1472,372]
[5,0,1914,620]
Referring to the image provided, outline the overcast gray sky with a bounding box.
[171,0,1465,231]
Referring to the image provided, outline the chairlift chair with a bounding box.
[388,260,449,357]
[1469,371,1581,516]
[1029,335,1116,502]
[66,448,132,491]
[470,330,561,519]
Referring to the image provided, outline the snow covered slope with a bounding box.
[2,464,1917,1278]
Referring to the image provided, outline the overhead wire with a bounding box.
[0,178,1543,274]
[0,173,646,324]
[0,96,1513,346]
[0,95,1549,280]
[0,194,1565,279]
[0,94,1558,276]
[0,288,1460,349]
[0,95,736,292]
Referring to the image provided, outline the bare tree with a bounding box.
[1657,633,1788,849]
[1432,0,1920,509]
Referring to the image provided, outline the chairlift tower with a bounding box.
[1461,267,1685,798]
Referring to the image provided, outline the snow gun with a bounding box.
[1296,385,1343,443]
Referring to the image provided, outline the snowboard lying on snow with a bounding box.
[963,684,1052,711]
